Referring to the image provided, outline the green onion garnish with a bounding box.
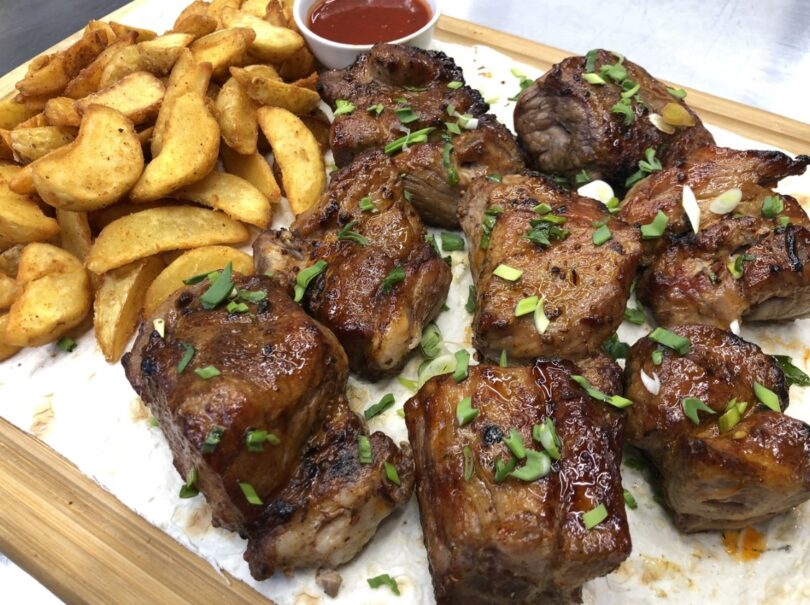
[367,574,400,595]
[384,461,401,486]
[456,396,478,426]
[623,489,638,509]
[426,233,440,256]
[727,253,754,279]
[442,142,459,186]
[493,264,523,281]
[479,205,503,249]
[380,264,406,294]
[294,260,327,303]
[194,365,220,380]
[183,272,208,285]
[358,435,373,464]
[667,87,687,100]
[718,398,748,433]
[533,418,561,460]
[624,307,645,325]
[179,468,198,498]
[337,220,369,246]
[226,301,249,313]
[367,103,384,116]
[503,429,526,459]
[515,295,539,317]
[640,211,668,239]
[200,262,234,309]
[602,333,629,360]
[57,336,77,352]
[447,81,463,89]
[465,285,476,313]
[571,375,633,408]
[246,429,279,452]
[584,49,598,72]
[779,216,791,226]
[453,349,470,382]
[395,106,419,124]
[499,349,508,367]
[681,397,715,424]
[237,289,267,304]
[593,224,612,246]
[397,375,418,392]
[463,445,474,481]
[384,127,436,154]
[583,72,606,85]
[487,174,503,183]
[364,393,395,420]
[239,481,263,505]
[583,503,608,529]
[494,455,517,482]
[649,327,690,355]
[420,323,442,359]
[333,99,355,116]
[177,343,195,373]
[600,60,627,82]
[359,196,378,213]
[201,426,224,454]
[417,353,456,387]
[773,355,810,387]
[610,98,635,125]
[445,121,462,135]
[652,349,664,365]
[761,195,784,218]
[510,449,551,482]
[533,202,552,214]
[440,232,465,251]
[753,381,781,412]
[625,147,662,187]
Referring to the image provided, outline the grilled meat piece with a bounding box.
[405,360,631,605]
[319,43,525,227]
[624,324,810,532]
[619,147,810,328]
[244,396,414,578]
[123,276,348,531]
[253,151,451,379]
[514,49,713,187]
[458,173,641,362]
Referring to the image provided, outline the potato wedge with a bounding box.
[257,106,324,214]
[88,200,172,232]
[3,243,91,347]
[0,131,12,161]
[32,105,144,211]
[0,162,20,182]
[8,165,34,195]
[56,210,93,261]
[207,0,242,25]
[150,49,205,157]
[240,0,270,18]
[0,98,39,130]
[94,255,163,361]
[231,66,320,114]
[64,39,135,99]
[0,315,21,362]
[215,77,258,155]
[175,0,209,23]
[221,7,304,62]
[144,245,253,316]
[277,46,317,82]
[86,206,249,274]
[109,22,157,43]
[265,0,295,29]
[76,71,165,125]
[43,97,82,127]
[173,13,218,39]
[190,28,255,79]
[0,245,23,277]
[0,273,16,310]
[220,145,280,204]
[0,181,60,244]
[175,171,271,227]
[9,126,76,163]
[100,33,194,88]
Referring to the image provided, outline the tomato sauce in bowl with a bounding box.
[308,0,433,45]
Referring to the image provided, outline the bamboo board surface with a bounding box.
[1,5,809,604]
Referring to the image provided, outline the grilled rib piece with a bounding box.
[624,324,810,532]
[123,275,349,531]
[319,43,524,227]
[405,359,631,605]
[619,146,810,328]
[253,150,451,379]
[244,395,414,578]
[514,49,713,187]
[458,173,641,362]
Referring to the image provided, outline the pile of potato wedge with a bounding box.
[0,0,329,363]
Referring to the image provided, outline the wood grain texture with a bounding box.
[0,418,271,604]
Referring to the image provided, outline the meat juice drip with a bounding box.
[309,0,432,45]
[722,527,766,561]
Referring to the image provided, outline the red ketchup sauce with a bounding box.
[309,0,432,45]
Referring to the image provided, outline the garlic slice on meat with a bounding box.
[729,319,741,335]
[682,185,700,233]
[708,188,743,215]
[640,368,661,396]
[577,179,615,205]
[648,113,676,135]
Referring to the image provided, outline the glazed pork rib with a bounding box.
[624,324,810,532]
[458,173,641,362]
[253,150,451,379]
[619,146,810,328]
[514,49,713,187]
[319,43,525,227]
[405,359,631,605]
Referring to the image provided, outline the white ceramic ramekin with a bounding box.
[292,0,441,70]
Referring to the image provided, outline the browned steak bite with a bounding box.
[514,49,713,188]
[458,173,641,363]
[619,146,810,328]
[253,150,451,379]
[624,324,810,532]
[319,43,525,228]
[405,359,631,605]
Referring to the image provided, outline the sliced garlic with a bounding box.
[577,179,615,205]
[682,185,700,233]
[640,368,661,396]
[648,113,676,135]
[461,117,479,130]
[153,318,165,338]
[729,319,741,335]
[708,188,742,215]
[534,296,550,335]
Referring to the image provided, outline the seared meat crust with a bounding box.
[405,360,630,605]
[514,50,713,186]
[458,173,641,362]
[624,324,810,531]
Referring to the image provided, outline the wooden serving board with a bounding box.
[1,6,809,604]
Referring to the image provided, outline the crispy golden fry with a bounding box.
[94,255,163,361]
[150,49,203,157]
[32,105,144,211]
[0,181,60,245]
[88,200,171,232]
[56,210,92,261]
[221,7,304,62]
[109,22,157,43]
[292,72,318,91]
[240,0,269,18]
[76,71,165,125]
[3,243,92,347]
[0,273,16,310]
[99,33,195,88]
[15,112,49,129]
[0,99,39,130]
[63,39,135,99]
[0,131,12,161]
[175,170,271,227]
[207,0,242,26]
[43,97,82,127]
[144,245,253,316]
[9,126,76,163]
[175,0,209,23]
[0,163,19,182]
[220,145,280,204]
[257,106,324,214]
[265,0,296,29]
[0,315,21,361]
[231,66,320,114]
[215,77,258,155]
[173,13,218,39]
[16,21,117,98]
[277,46,316,81]
[190,28,255,79]
[8,165,34,195]
[86,206,249,274]
[0,245,23,276]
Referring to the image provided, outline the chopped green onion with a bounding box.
[779,216,791,226]
[584,49,598,72]
[640,211,669,239]
[626,148,663,187]
[425,233,440,256]
[337,220,369,246]
[574,170,591,186]
[246,429,279,452]
[610,98,635,125]
[183,272,208,285]
[583,72,606,85]
[404,190,413,202]
[380,264,406,294]
[727,253,754,279]
[194,365,220,380]
[681,397,715,424]
[445,121,462,135]
[239,481,263,505]
[447,80,463,89]
[493,264,523,281]
[442,142,459,186]
[487,174,503,183]
[494,455,517,482]
[179,468,198,498]
[773,355,810,387]
[226,301,249,314]
[456,396,478,426]
[384,461,401,486]
[652,349,664,365]
[510,449,551,482]
[465,285,476,313]
[718,398,748,433]
[479,205,503,249]
[602,333,629,360]
[533,202,552,214]
[623,489,638,509]
[367,574,400,595]
[333,99,355,116]
[237,289,267,303]
[463,445,474,480]
[762,195,785,218]
[397,375,418,391]
[453,349,470,382]
[420,323,442,359]
[367,103,384,116]
[508,68,533,101]
[200,262,234,309]
[503,429,526,459]
[294,260,327,303]
[600,60,627,82]
[499,349,508,367]
[359,196,378,213]
[57,336,77,352]
[621,80,640,98]
[753,381,782,412]
[396,408,405,418]
[583,502,608,529]
[667,87,687,100]
[571,375,633,408]
[624,307,645,325]
[364,393,395,420]
[177,343,195,373]
[534,297,550,335]
[537,213,567,225]
[515,295,539,317]
[533,418,561,460]
[149,416,159,428]
[395,106,420,124]
[358,435,373,464]
[649,327,690,355]
[440,232,465,251]
[384,127,436,154]
[593,224,612,246]
[201,426,224,454]
[418,353,456,387]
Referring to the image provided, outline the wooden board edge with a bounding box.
[0,417,273,605]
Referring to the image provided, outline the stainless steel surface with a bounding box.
[0,0,808,603]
